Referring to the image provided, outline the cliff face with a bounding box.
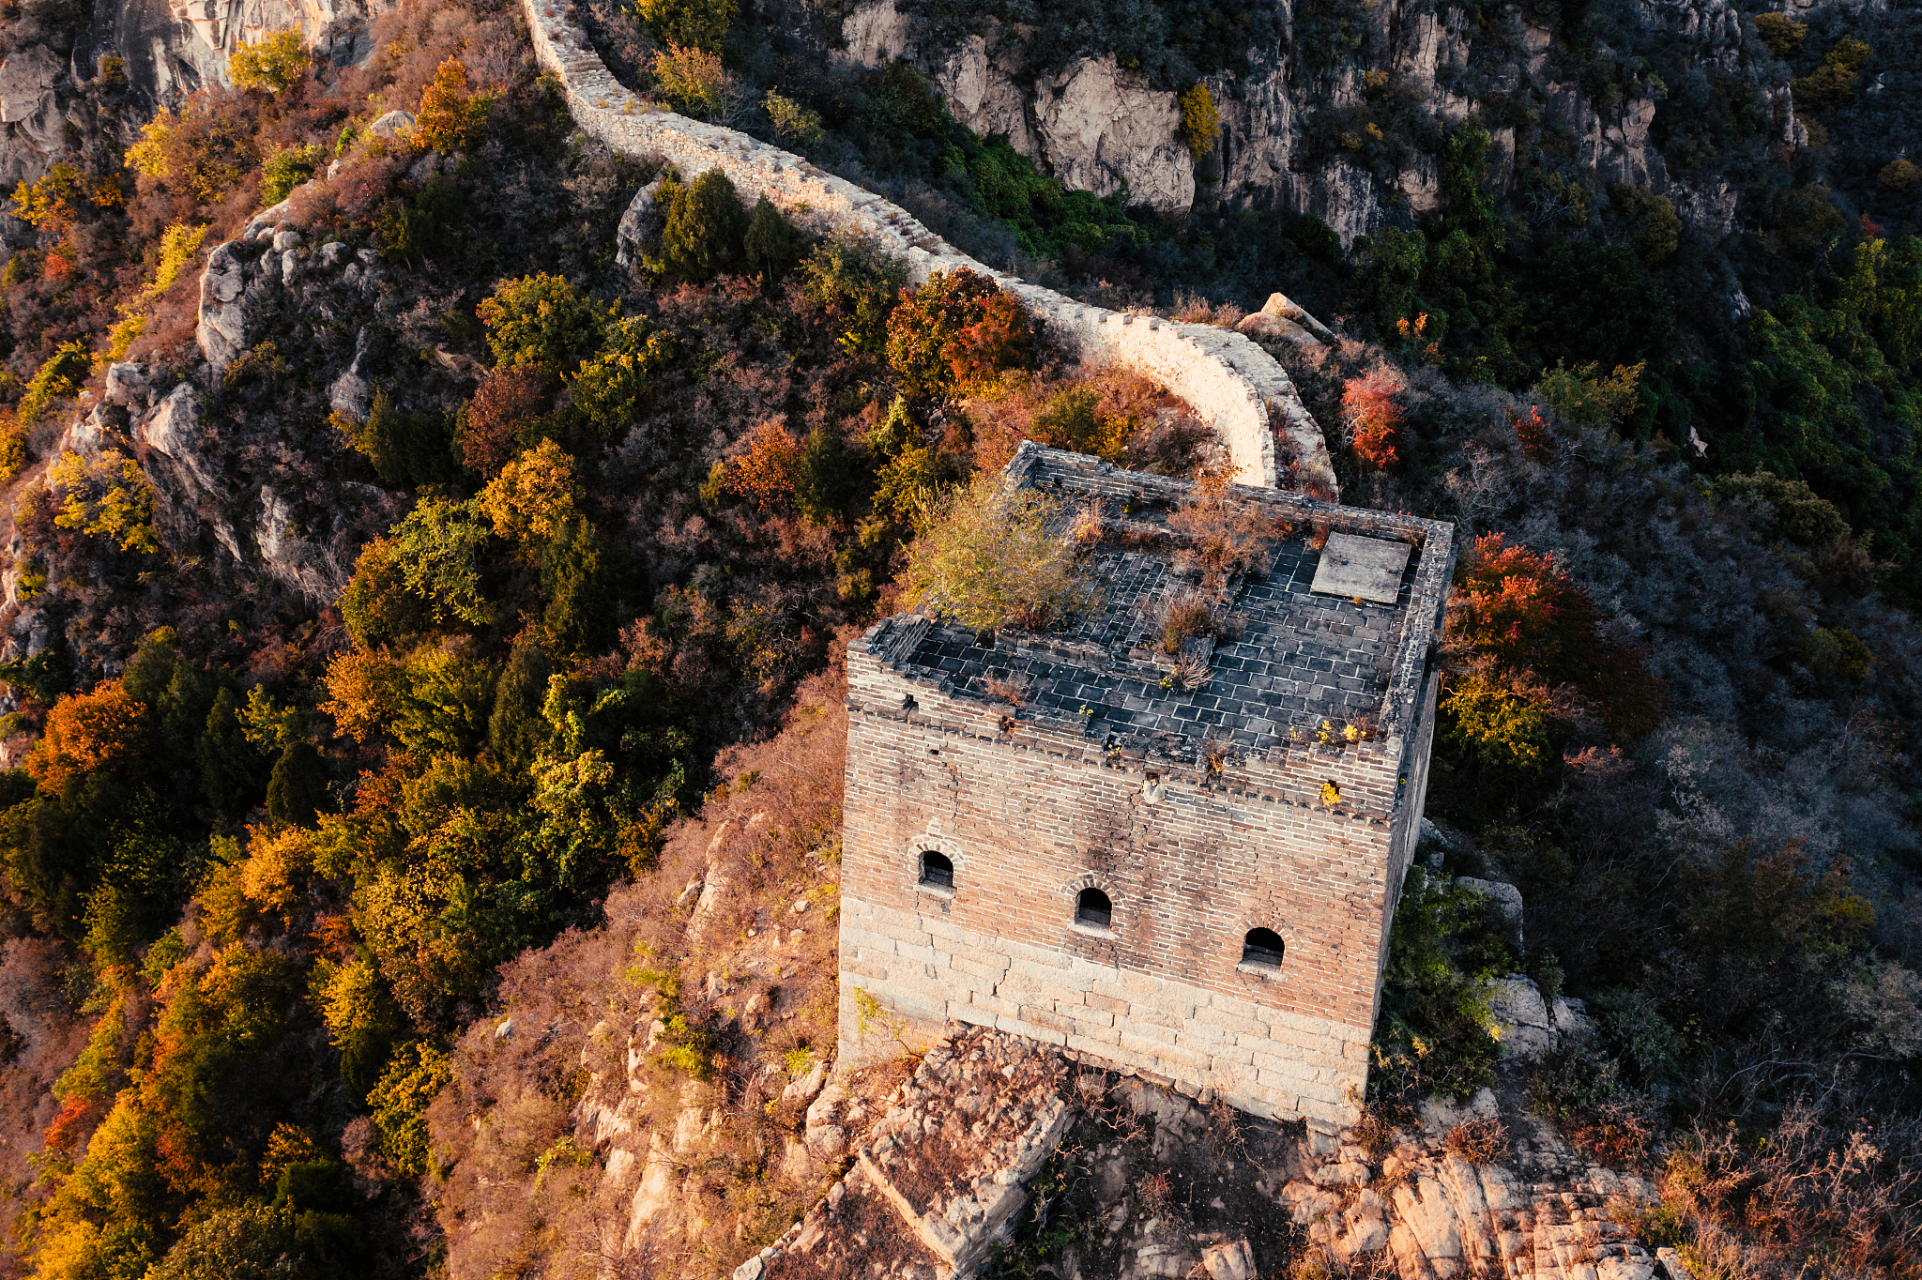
[85,0,392,104]
[0,0,388,189]
[835,0,1774,247]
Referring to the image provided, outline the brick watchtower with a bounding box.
[837,446,1454,1127]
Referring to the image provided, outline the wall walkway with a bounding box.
[519,0,1336,495]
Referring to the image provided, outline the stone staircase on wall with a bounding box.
[517,0,1337,497]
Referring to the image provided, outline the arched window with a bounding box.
[919,850,954,890]
[1075,887,1113,929]
[1241,928,1285,969]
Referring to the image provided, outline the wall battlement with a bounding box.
[837,448,1453,1127]
[517,0,1336,495]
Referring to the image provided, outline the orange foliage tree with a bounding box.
[1443,534,1663,767]
[720,420,804,511]
[885,268,1037,396]
[27,680,151,795]
[414,59,492,153]
[1341,364,1404,470]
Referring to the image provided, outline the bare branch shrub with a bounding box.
[1444,1114,1508,1165]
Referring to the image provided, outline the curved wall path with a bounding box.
[521,0,1336,496]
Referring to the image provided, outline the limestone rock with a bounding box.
[196,242,251,373]
[614,175,667,269]
[840,0,913,68]
[103,362,151,409]
[1235,312,1318,347]
[1200,1237,1254,1280]
[1489,977,1555,1062]
[1552,995,1595,1038]
[367,109,416,141]
[1456,876,1525,950]
[329,329,375,421]
[57,408,106,459]
[0,46,64,162]
[781,1058,829,1106]
[622,1134,677,1248]
[138,384,221,499]
[1257,292,1338,344]
[1032,56,1194,215]
[935,35,1035,158]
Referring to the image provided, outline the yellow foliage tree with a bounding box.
[1179,84,1221,157]
[477,438,580,543]
[46,449,160,553]
[414,59,492,152]
[124,110,176,180]
[320,648,404,744]
[28,680,151,795]
[228,31,308,93]
[1536,360,1644,429]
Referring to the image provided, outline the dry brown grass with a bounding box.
[1658,1101,1922,1280]
[1444,1114,1508,1166]
[1168,291,1246,329]
[430,656,857,1280]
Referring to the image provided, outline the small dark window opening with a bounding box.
[919,850,954,890]
[1241,928,1286,969]
[1075,887,1113,928]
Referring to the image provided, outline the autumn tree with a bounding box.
[458,365,549,476]
[477,274,607,380]
[414,59,492,152]
[901,472,1092,630]
[1441,533,1662,773]
[799,233,906,354]
[885,268,1037,397]
[228,32,307,94]
[1341,364,1404,470]
[28,681,151,796]
[479,438,580,544]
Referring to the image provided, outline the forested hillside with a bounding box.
[0,0,1917,1275]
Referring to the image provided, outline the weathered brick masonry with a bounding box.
[838,448,1453,1128]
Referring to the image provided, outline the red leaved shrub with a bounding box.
[458,365,549,476]
[1342,363,1405,470]
[721,419,804,511]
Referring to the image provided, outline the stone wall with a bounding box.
[836,644,1418,1128]
[517,0,1335,496]
[833,467,1454,1130]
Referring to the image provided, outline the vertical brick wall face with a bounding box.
[838,652,1410,1126]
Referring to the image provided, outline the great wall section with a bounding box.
[517,0,1339,499]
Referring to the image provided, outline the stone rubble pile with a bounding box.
[748,1026,1073,1280]
[1280,1113,1675,1280]
[727,1004,1692,1280]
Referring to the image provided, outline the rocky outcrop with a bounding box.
[85,0,394,107]
[0,46,65,185]
[739,1018,1684,1280]
[751,1028,1072,1280]
[841,0,1774,243]
[520,0,1335,496]
[1028,57,1194,216]
[934,36,1034,159]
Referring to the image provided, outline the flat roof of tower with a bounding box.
[865,446,1455,767]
